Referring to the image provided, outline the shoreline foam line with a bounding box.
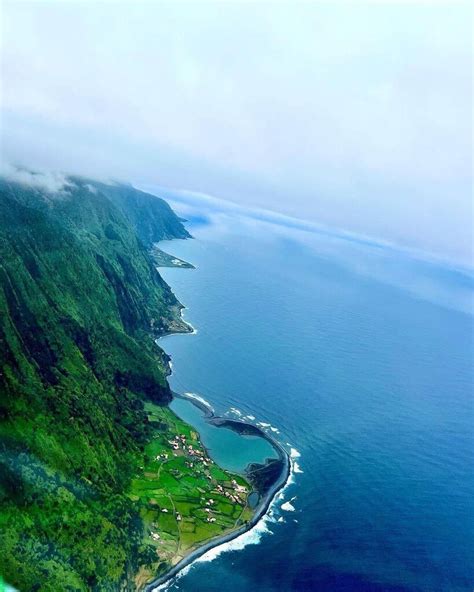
[144,392,291,591]
[146,254,293,591]
[153,460,297,591]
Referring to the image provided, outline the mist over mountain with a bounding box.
[1,2,471,264]
[0,175,190,590]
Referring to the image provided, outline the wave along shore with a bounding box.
[146,304,291,590]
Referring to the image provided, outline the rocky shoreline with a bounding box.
[144,391,291,591]
[146,271,291,591]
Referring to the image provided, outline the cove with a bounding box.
[169,396,278,474]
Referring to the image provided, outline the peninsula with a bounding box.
[0,174,289,591]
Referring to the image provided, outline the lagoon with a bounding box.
[169,396,278,474]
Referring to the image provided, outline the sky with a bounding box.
[1,1,472,265]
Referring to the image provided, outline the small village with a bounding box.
[130,402,254,576]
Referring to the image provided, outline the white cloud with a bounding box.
[0,162,72,194]
[0,2,471,263]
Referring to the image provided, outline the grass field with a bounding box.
[130,402,254,585]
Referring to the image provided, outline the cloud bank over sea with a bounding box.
[147,186,474,317]
[2,3,471,264]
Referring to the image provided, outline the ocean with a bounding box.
[153,192,473,592]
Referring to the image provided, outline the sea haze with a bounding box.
[155,196,473,592]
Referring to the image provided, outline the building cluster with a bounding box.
[204,499,217,523]
[148,431,251,535]
[167,435,210,463]
[168,434,187,451]
[217,479,248,504]
[163,434,220,486]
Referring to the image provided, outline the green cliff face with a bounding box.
[0,177,190,590]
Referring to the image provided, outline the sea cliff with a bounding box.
[0,174,289,592]
[0,175,192,590]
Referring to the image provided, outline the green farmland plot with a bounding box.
[129,403,253,578]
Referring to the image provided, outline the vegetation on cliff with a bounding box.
[0,176,193,590]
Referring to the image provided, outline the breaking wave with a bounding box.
[290,447,301,459]
[293,461,303,474]
[281,495,297,512]
[153,444,301,590]
[183,392,214,414]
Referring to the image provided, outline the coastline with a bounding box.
[146,301,291,591]
[144,393,291,591]
[158,303,195,339]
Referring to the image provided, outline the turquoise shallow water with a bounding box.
[169,397,278,473]
[155,196,473,592]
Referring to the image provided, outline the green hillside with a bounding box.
[0,177,192,590]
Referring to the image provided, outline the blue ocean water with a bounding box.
[155,197,473,592]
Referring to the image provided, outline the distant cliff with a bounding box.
[0,176,190,590]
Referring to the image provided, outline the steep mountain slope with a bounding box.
[0,177,191,591]
[73,178,191,248]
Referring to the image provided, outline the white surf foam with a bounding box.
[153,500,278,591]
[196,512,274,563]
[153,442,301,589]
[290,447,301,459]
[255,421,281,434]
[152,563,193,590]
[183,392,215,413]
[281,495,297,512]
[229,407,242,416]
[293,461,304,474]
[246,415,256,421]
